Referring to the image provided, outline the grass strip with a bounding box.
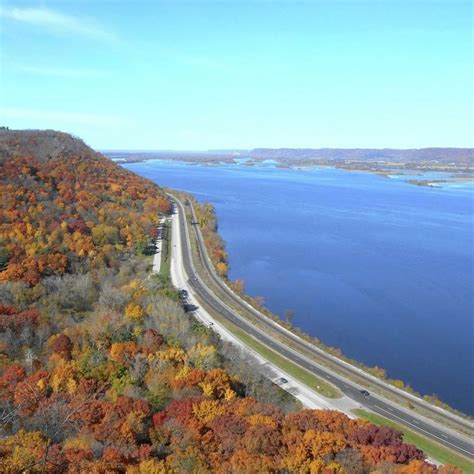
[159,220,171,280]
[353,409,474,473]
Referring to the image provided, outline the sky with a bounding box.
[0,1,472,150]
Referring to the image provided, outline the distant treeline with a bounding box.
[249,147,474,163]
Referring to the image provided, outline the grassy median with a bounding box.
[353,409,474,473]
[159,220,171,280]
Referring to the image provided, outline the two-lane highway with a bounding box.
[168,193,474,460]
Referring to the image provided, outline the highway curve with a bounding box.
[168,193,474,460]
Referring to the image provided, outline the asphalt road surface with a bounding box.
[168,194,474,460]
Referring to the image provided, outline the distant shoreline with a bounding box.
[107,151,474,188]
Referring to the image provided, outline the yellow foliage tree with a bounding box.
[303,430,347,458]
[155,347,186,364]
[0,430,46,473]
[50,361,79,395]
[174,365,192,381]
[192,399,225,423]
[198,368,236,399]
[125,303,145,321]
[126,459,167,474]
[216,261,228,276]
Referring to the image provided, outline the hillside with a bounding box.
[0,129,96,162]
[0,129,461,473]
[0,129,170,285]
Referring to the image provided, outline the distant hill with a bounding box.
[249,148,474,164]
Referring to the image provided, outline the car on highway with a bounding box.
[360,389,370,397]
[278,377,289,384]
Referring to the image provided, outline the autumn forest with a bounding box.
[0,129,461,473]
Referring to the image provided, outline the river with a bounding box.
[122,158,473,415]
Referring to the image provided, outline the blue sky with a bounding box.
[0,1,472,150]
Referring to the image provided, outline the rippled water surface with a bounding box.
[123,159,474,414]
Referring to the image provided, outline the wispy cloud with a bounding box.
[0,107,128,128]
[0,6,116,41]
[17,64,107,78]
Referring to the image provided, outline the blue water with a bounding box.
[123,159,474,415]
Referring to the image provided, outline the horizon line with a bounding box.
[100,146,474,153]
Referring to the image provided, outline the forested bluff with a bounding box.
[0,129,461,473]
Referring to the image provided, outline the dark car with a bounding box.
[278,377,289,384]
[360,389,370,397]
